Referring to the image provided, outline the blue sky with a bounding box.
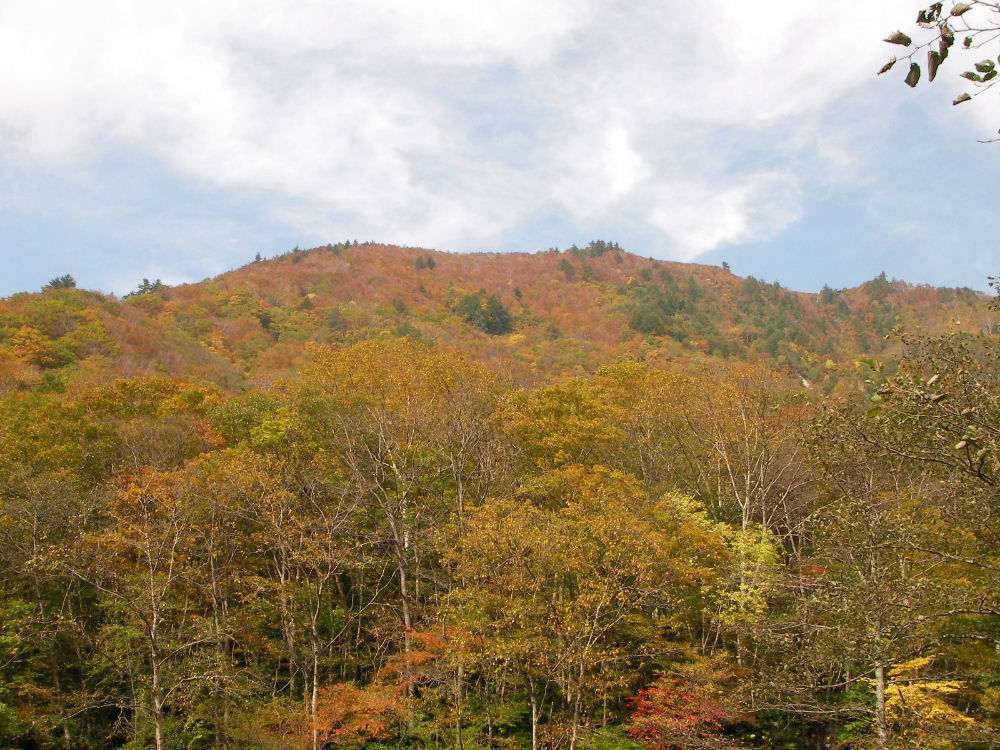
[0,0,996,298]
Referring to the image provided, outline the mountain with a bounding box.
[0,241,990,393]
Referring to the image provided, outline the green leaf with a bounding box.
[950,2,972,15]
[905,62,921,87]
[960,71,983,81]
[878,56,897,75]
[870,394,884,404]
[974,59,996,73]
[866,406,883,418]
[984,70,998,81]
[884,30,913,46]
[953,92,973,104]
[928,50,942,81]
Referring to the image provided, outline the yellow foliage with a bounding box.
[710,525,780,627]
[502,378,625,469]
[884,654,979,748]
[10,325,58,367]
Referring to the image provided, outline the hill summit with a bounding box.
[0,241,989,393]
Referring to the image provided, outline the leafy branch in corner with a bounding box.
[879,1,999,136]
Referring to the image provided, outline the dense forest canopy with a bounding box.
[0,243,989,394]
[0,247,996,750]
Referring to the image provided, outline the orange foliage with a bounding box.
[10,325,58,367]
[311,627,473,746]
[312,683,404,747]
[0,243,989,389]
[0,353,41,390]
[376,628,450,686]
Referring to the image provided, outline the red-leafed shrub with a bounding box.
[627,674,728,750]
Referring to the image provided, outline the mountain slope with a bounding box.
[0,242,990,393]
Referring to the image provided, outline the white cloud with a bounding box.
[0,0,990,272]
[647,173,802,260]
[604,126,648,196]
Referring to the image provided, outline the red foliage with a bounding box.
[627,674,728,750]
[799,564,828,582]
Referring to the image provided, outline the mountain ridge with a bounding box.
[0,242,990,393]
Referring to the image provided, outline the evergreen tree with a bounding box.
[454,291,514,335]
[43,274,76,290]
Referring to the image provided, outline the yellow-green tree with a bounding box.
[441,466,729,750]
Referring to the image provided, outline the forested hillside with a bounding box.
[0,242,989,394]
[0,246,996,750]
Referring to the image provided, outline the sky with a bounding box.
[0,0,997,298]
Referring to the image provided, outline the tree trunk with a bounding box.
[530,682,540,750]
[874,663,888,750]
[455,663,464,750]
[569,661,584,750]
[396,543,416,729]
[151,645,164,750]
[310,641,320,750]
[51,663,72,749]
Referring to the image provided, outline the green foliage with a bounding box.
[559,257,577,280]
[863,271,893,302]
[578,727,645,750]
[210,390,281,444]
[453,290,513,335]
[43,274,76,290]
[324,306,348,332]
[392,320,424,340]
[624,276,686,339]
[0,601,29,746]
[125,277,165,297]
[36,370,65,393]
[859,329,998,486]
[580,239,621,258]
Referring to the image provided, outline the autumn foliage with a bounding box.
[628,675,728,750]
[313,683,403,747]
[0,248,995,750]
